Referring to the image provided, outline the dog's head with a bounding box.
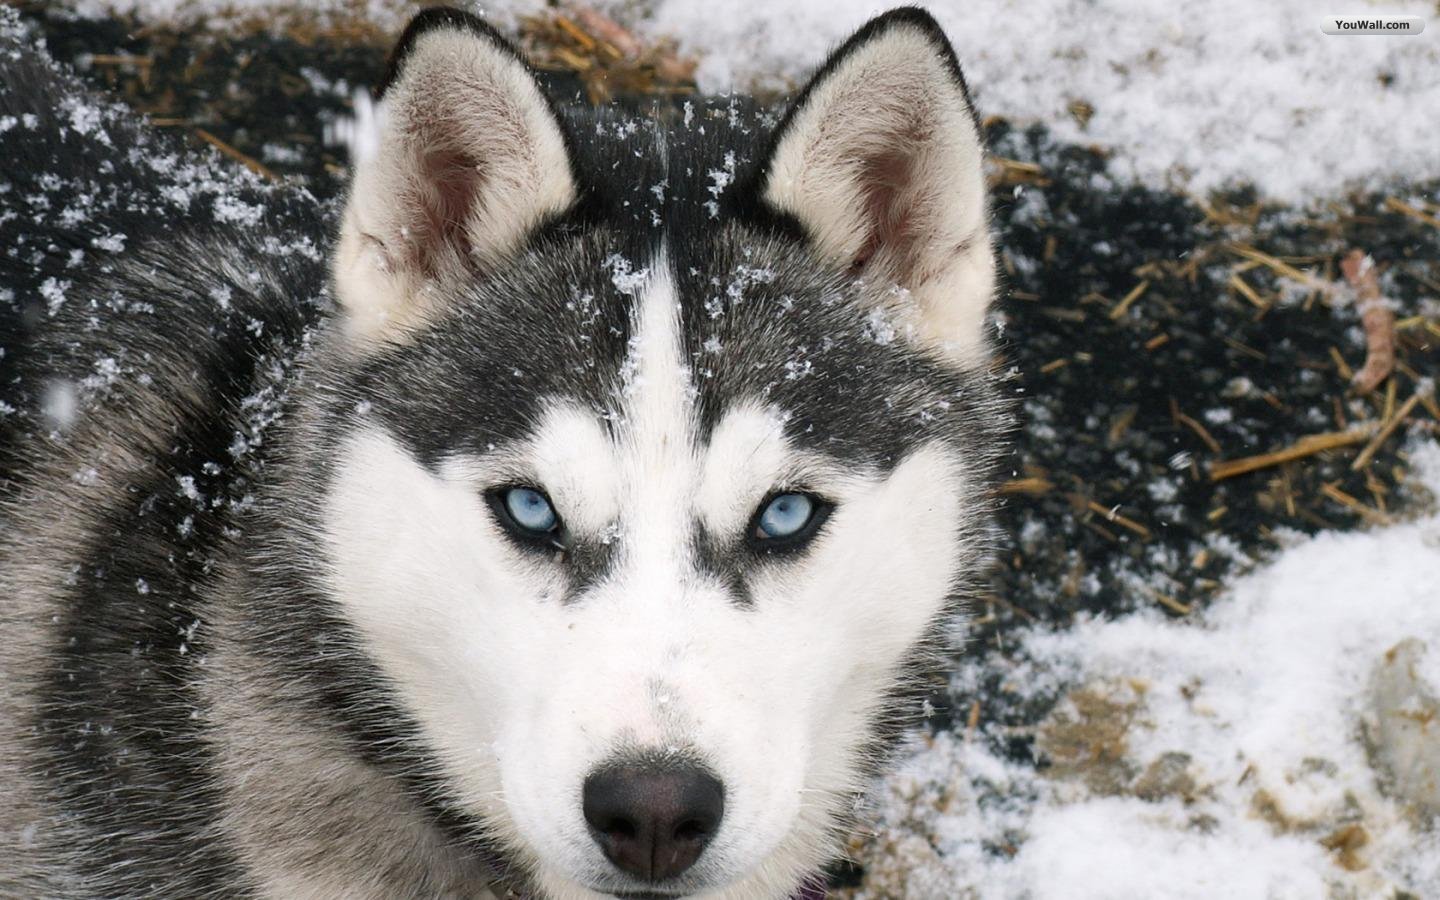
[307,7,1002,897]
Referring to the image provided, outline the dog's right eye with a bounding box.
[489,486,563,547]
[746,491,832,554]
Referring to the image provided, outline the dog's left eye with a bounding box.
[749,492,830,551]
[491,486,562,545]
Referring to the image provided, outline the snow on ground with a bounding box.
[59,0,1440,201]
[646,0,1440,200]
[852,440,1440,899]
[65,0,416,28]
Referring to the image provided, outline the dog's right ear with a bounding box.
[333,8,577,342]
[758,9,993,367]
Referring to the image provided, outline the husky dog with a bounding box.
[0,6,1004,898]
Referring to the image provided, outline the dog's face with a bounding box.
[309,9,1000,898]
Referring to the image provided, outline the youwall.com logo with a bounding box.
[1322,15,1425,34]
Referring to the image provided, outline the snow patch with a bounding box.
[644,0,1440,200]
[860,440,1440,897]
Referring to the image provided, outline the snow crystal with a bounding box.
[604,254,649,296]
[703,150,736,219]
[64,99,111,145]
[782,355,813,380]
[39,276,70,315]
[80,357,122,393]
[864,308,899,346]
[175,475,201,501]
[1144,476,1179,503]
[212,194,263,226]
[90,232,126,252]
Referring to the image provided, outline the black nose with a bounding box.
[582,764,724,882]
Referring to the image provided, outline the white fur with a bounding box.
[763,23,994,366]
[332,27,577,342]
[321,255,974,898]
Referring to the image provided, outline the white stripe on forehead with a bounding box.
[519,250,793,549]
[613,247,698,574]
[615,248,691,455]
[614,250,813,550]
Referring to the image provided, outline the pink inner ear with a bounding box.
[403,144,485,276]
[851,144,923,282]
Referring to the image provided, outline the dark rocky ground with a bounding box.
[5,2,1439,889]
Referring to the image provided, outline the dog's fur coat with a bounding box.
[0,7,1006,898]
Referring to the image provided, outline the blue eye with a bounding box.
[754,493,819,541]
[501,486,559,535]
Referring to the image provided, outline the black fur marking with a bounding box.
[560,534,623,602]
[690,523,756,608]
[376,7,502,99]
[37,287,309,896]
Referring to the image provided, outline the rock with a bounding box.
[1320,823,1370,873]
[1035,680,1142,795]
[1134,751,1196,802]
[1365,638,1440,820]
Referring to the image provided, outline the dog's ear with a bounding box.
[333,8,577,341]
[759,9,993,365]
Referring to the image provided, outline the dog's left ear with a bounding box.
[333,8,577,342]
[760,9,993,365]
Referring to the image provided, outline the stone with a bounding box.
[1365,638,1440,821]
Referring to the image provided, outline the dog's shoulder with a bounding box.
[0,15,330,474]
